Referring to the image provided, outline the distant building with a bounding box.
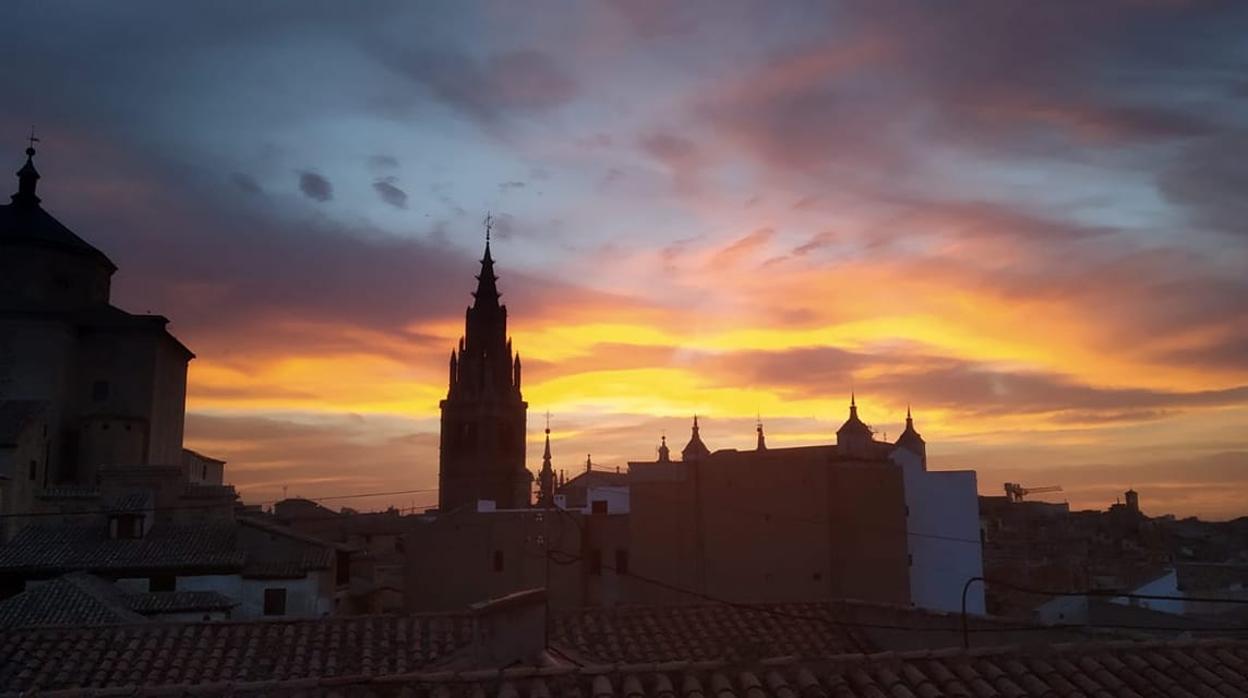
[404,502,633,611]
[627,407,984,614]
[0,507,348,619]
[437,234,531,512]
[0,143,223,539]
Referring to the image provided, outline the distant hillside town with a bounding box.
[1,145,1246,694]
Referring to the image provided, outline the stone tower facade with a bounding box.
[437,238,531,511]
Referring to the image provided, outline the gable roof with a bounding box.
[559,468,629,492]
[0,573,236,629]
[0,613,477,692]
[0,573,144,629]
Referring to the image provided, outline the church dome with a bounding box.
[1,145,116,311]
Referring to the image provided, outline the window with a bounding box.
[614,549,629,575]
[201,464,207,480]
[589,549,602,576]
[114,514,143,540]
[492,550,504,572]
[336,550,351,586]
[149,574,175,592]
[590,500,608,514]
[92,380,110,402]
[28,460,36,481]
[263,588,287,616]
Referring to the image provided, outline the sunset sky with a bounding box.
[3,2,1246,518]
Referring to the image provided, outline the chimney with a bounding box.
[469,588,547,666]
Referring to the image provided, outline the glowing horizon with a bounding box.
[5,2,1245,519]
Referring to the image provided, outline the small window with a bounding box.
[28,460,37,481]
[589,549,603,576]
[335,550,350,586]
[492,550,504,572]
[149,574,175,592]
[614,549,629,575]
[590,500,608,514]
[263,588,287,616]
[92,380,110,402]
[114,514,143,540]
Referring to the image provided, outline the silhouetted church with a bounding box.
[0,141,229,541]
[437,231,531,512]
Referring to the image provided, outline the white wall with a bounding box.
[894,448,985,614]
[240,571,334,618]
[583,485,630,514]
[1112,569,1184,615]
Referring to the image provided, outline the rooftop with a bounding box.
[0,573,236,629]
[0,523,244,576]
[0,613,476,692]
[2,633,1245,696]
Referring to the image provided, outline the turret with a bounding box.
[681,415,711,461]
[894,405,926,466]
[836,393,875,457]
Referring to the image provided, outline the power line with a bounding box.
[0,487,441,520]
[533,548,1246,639]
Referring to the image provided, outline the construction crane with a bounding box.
[1003,482,1063,503]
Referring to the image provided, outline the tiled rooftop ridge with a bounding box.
[7,637,1247,697]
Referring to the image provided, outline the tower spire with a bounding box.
[756,414,767,451]
[13,129,41,206]
[536,410,555,507]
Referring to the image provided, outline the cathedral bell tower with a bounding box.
[438,225,531,511]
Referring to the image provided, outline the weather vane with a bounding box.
[484,212,493,243]
[27,126,39,151]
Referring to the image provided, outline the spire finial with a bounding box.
[13,130,41,205]
[485,212,493,243]
[544,410,550,435]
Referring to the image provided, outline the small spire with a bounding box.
[537,412,555,507]
[658,433,670,462]
[586,453,592,472]
[906,403,913,427]
[756,416,767,451]
[13,129,41,205]
[471,214,501,307]
[682,415,711,461]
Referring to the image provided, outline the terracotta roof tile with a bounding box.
[0,523,243,575]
